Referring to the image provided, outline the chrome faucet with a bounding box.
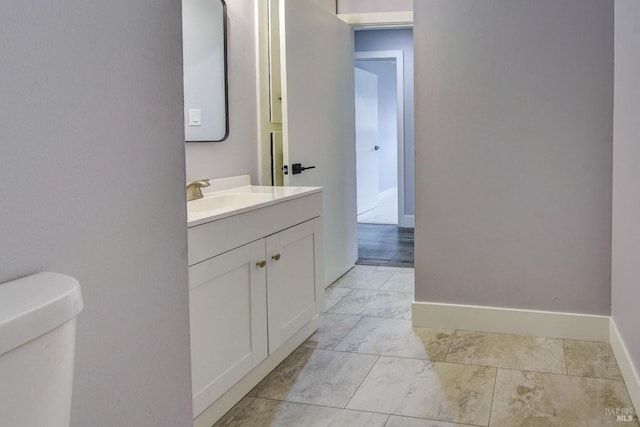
[186,179,210,201]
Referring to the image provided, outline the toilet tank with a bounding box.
[0,272,83,427]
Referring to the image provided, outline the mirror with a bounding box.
[182,0,229,142]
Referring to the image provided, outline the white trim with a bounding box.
[355,51,411,229]
[255,0,270,185]
[256,0,284,186]
[610,319,640,412]
[338,12,413,28]
[399,214,414,228]
[412,301,610,342]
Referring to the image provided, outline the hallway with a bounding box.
[357,224,414,267]
[357,187,398,225]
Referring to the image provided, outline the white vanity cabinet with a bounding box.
[188,240,268,416]
[187,185,323,423]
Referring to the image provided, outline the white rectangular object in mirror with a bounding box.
[182,0,229,142]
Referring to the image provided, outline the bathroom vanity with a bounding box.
[186,176,323,425]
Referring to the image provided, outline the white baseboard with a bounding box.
[412,301,610,342]
[399,214,414,229]
[609,319,640,412]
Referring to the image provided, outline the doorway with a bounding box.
[353,29,414,267]
[355,53,402,226]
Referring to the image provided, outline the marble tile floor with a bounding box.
[215,265,638,427]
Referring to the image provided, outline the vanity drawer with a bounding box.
[187,191,321,266]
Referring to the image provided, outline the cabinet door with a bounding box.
[189,240,268,417]
[266,219,322,352]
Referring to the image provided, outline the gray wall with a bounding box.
[612,0,640,378]
[355,28,414,215]
[184,0,259,183]
[0,1,192,426]
[312,0,336,13]
[414,0,613,314]
[338,0,412,14]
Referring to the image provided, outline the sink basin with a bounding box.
[189,192,275,213]
[186,177,322,227]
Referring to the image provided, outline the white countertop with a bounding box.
[187,184,321,228]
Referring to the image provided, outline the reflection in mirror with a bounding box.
[182,0,229,142]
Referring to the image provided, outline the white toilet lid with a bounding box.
[0,272,83,356]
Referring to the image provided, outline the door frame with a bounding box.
[337,12,413,28]
[354,50,411,228]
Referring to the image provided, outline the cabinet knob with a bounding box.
[271,254,281,261]
[256,260,267,268]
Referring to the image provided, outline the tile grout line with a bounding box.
[248,395,394,418]
[382,413,485,427]
[329,315,367,351]
[326,311,412,321]
[375,266,414,272]
[495,366,628,382]
[213,396,255,427]
[323,293,348,313]
[562,339,570,375]
[444,330,458,361]
[314,346,624,381]
[332,286,414,294]
[487,368,500,427]
[333,272,403,293]
[323,286,356,312]
[442,328,607,342]
[344,355,381,410]
[323,305,412,318]
[301,312,362,351]
[377,271,396,290]
[326,289,413,320]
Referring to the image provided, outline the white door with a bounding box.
[279,0,357,286]
[354,66,380,215]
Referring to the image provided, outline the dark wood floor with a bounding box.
[357,223,414,267]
